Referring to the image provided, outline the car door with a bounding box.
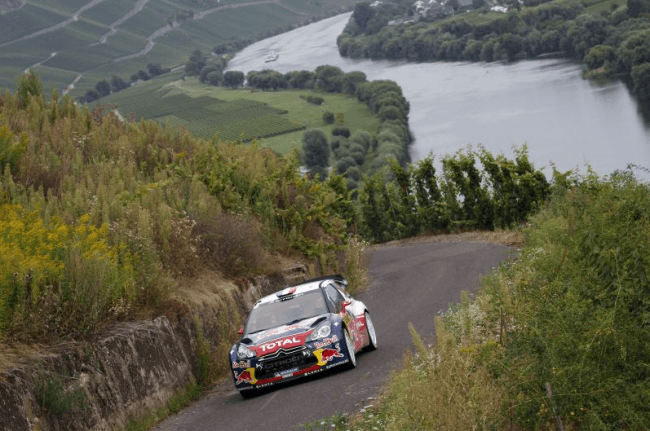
[323,283,361,350]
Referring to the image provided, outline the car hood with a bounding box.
[244,315,327,357]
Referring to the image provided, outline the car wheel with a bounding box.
[344,328,357,369]
[364,312,377,351]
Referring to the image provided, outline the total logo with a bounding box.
[251,331,312,357]
[260,336,300,352]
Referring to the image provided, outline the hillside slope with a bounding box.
[0,0,359,96]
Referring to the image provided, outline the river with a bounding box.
[227,12,650,179]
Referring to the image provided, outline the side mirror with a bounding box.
[238,327,244,335]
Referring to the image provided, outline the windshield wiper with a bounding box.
[286,317,311,325]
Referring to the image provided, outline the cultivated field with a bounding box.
[0,0,359,97]
[99,76,379,154]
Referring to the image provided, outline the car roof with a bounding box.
[254,276,344,307]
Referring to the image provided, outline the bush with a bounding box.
[323,111,335,124]
[332,127,350,138]
[303,95,324,105]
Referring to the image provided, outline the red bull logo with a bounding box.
[314,335,339,349]
[314,347,344,366]
[234,368,257,385]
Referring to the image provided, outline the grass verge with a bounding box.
[301,170,650,430]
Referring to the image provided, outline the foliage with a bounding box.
[33,366,87,416]
[16,69,42,108]
[311,169,650,431]
[322,111,335,124]
[336,0,650,107]
[301,94,324,105]
[631,62,650,100]
[302,129,330,179]
[185,50,207,77]
[223,71,245,89]
[0,74,357,342]
[358,146,549,242]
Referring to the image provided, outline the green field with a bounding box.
[98,77,379,154]
[0,4,66,44]
[0,0,359,97]
[80,0,140,26]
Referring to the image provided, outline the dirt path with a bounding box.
[150,240,511,431]
[116,0,278,61]
[92,0,150,45]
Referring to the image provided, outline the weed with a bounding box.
[33,367,87,416]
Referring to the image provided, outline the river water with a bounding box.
[227,13,650,179]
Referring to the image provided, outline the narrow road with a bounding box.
[152,240,510,431]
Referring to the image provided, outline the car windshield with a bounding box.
[246,290,329,334]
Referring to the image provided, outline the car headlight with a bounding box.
[307,322,331,341]
[237,343,256,359]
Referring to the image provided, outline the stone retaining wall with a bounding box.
[0,266,307,431]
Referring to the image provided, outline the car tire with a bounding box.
[364,312,377,351]
[239,389,257,399]
[344,328,357,369]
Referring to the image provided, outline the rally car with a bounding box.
[229,275,377,398]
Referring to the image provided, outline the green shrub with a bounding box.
[332,127,350,138]
[322,111,335,124]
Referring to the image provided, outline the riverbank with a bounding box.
[226,12,650,180]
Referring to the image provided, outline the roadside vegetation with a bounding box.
[338,0,650,109]
[7,71,642,430]
[0,72,361,343]
[301,168,650,430]
[1,71,549,345]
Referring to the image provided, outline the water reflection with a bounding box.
[227,13,650,179]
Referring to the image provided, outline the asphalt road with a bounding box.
[153,240,510,431]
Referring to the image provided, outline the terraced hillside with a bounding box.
[0,0,358,97]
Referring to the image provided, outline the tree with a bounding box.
[323,111,335,124]
[148,63,163,76]
[315,65,344,92]
[223,71,245,88]
[302,129,330,180]
[499,34,524,61]
[95,79,111,97]
[472,0,486,9]
[631,63,650,105]
[584,45,615,70]
[628,0,650,17]
[82,89,100,103]
[111,75,129,92]
[199,65,222,84]
[205,71,222,86]
[353,2,376,33]
[343,71,367,94]
[17,69,42,107]
[137,70,150,81]
[185,50,206,76]
[287,70,314,89]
